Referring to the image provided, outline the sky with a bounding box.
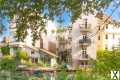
[104,0,120,21]
[0,1,120,41]
[0,16,9,41]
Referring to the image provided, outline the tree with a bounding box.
[92,49,120,77]
[0,24,4,34]
[0,54,29,80]
[1,44,10,56]
[0,56,29,80]
[57,71,67,80]
[16,49,29,61]
[0,0,112,42]
[0,55,17,71]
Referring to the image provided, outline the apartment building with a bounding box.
[72,14,97,68]
[56,26,72,65]
[96,13,120,50]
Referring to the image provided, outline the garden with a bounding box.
[0,45,120,80]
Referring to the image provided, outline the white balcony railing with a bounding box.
[79,25,91,34]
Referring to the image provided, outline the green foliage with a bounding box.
[0,55,17,71]
[0,23,5,34]
[0,0,112,41]
[0,71,29,80]
[1,45,10,55]
[16,49,29,61]
[56,28,64,33]
[93,49,120,76]
[57,71,67,80]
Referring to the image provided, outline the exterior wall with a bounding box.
[48,41,56,53]
[35,21,58,53]
[96,20,120,51]
[72,14,97,59]
[71,14,97,67]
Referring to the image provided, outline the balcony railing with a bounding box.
[79,38,91,47]
[79,25,91,34]
[78,54,89,61]
[82,53,88,59]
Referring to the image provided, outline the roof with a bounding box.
[39,49,58,58]
[95,12,112,22]
[0,42,58,58]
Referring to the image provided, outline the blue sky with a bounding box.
[104,0,120,21]
[1,1,120,41]
[0,16,9,41]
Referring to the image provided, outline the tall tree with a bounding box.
[0,0,113,42]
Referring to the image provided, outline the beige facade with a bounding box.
[96,13,120,50]
[72,14,97,67]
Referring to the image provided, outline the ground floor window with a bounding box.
[31,58,38,63]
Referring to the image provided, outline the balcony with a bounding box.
[79,38,91,47]
[78,53,89,61]
[79,26,91,34]
[82,53,88,59]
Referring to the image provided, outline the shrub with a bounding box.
[1,45,10,56]
[0,55,17,71]
[16,50,29,61]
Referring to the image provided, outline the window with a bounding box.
[82,48,88,58]
[112,46,114,50]
[83,35,87,39]
[35,58,38,63]
[85,61,88,65]
[98,26,100,30]
[105,34,108,39]
[82,48,87,54]
[81,61,84,65]
[31,51,34,54]
[106,25,108,29]
[105,45,108,50]
[98,35,100,40]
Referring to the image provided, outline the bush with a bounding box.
[56,70,67,80]
[16,50,29,61]
[0,71,29,80]
[0,55,17,71]
[1,45,10,56]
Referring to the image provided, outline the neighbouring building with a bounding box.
[34,21,73,66]
[56,26,72,65]
[96,13,120,50]
[0,38,58,67]
[71,12,120,68]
